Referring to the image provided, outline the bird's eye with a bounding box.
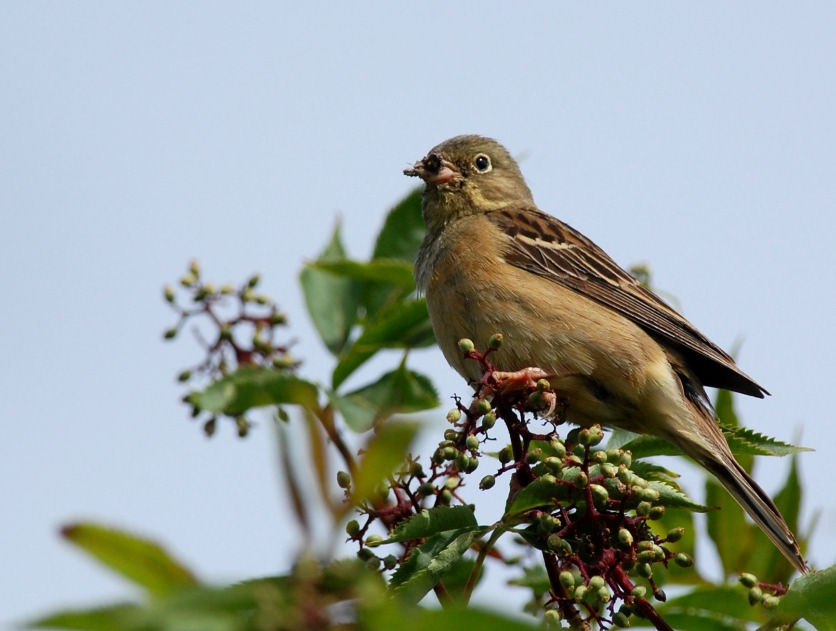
[473,154,492,173]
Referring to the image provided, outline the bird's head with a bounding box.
[404,135,534,232]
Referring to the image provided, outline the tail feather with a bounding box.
[671,392,808,574]
[701,455,807,574]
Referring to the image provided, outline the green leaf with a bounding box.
[385,506,479,543]
[773,565,836,630]
[720,423,811,457]
[617,434,684,459]
[714,388,753,473]
[389,527,486,603]
[310,258,416,289]
[361,187,425,320]
[350,421,419,503]
[629,460,682,488]
[28,605,143,631]
[372,187,425,262]
[505,476,566,517]
[714,388,740,427]
[616,424,807,461]
[362,603,538,631]
[647,480,711,512]
[300,222,361,356]
[654,585,762,623]
[632,585,763,630]
[508,564,551,598]
[60,523,198,598]
[332,362,439,433]
[706,474,753,577]
[331,298,432,390]
[188,367,319,416]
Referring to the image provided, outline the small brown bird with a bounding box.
[405,134,806,574]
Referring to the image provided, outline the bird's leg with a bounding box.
[490,366,551,392]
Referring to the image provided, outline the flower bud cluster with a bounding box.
[163,261,294,437]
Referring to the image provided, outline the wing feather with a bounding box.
[488,207,767,398]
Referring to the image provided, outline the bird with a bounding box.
[404,134,807,574]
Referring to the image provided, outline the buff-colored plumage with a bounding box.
[405,134,807,574]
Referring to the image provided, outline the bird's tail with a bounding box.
[668,398,808,575]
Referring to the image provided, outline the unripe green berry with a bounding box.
[479,475,495,490]
[247,273,260,288]
[592,450,608,463]
[439,489,453,505]
[617,466,633,485]
[586,425,605,446]
[763,596,781,609]
[410,461,425,478]
[612,611,630,627]
[481,412,496,429]
[666,527,685,543]
[383,554,398,570]
[674,553,693,568]
[588,576,606,590]
[475,398,493,415]
[498,446,513,463]
[544,457,563,474]
[543,610,561,626]
[465,456,479,473]
[455,452,468,471]
[637,550,657,564]
[346,520,360,537]
[357,547,375,561]
[163,327,178,340]
[336,470,351,489]
[536,378,551,391]
[631,585,647,599]
[597,586,611,603]
[573,585,587,602]
[458,338,475,354]
[637,563,653,578]
[525,449,541,464]
[559,571,575,588]
[575,471,589,488]
[417,482,436,497]
[177,369,192,382]
[527,391,547,409]
[163,285,176,303]
[636,501,652,517]
[365,534,383,548]
[648,506,666,520]
[565,428,581,446]
[444,429,459,441]
[466,435,480,451]
[640,488,660,503]
[748,586,763,606]
[618,528,634,547]
[488,333,503,349]
[366,556,381,571]
[619,451,632,467]
[601,462,617,478]
[739,573,758,588]
[446,408,461,423]
[590,484,609,506]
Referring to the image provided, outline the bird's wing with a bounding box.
[488,207,767,397]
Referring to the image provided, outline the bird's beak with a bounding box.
[403,152,460,185]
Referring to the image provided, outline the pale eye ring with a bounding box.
[473,154,492,173]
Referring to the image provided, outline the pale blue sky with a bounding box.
[2,3,835,627]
